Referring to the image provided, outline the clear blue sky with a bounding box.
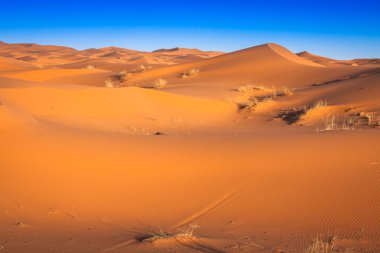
[1,0,379,59]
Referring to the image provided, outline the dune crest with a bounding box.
[266,43,324,67]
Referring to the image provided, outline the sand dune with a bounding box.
[297,51,380,67]
[124,43,373,95]
[0,41,223,70]
[0,68,110,82]
[1,41,380,253]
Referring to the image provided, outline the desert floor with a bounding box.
[1,42,380,252]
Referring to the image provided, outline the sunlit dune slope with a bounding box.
[128,43,374,90]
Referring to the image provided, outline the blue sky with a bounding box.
[1,0,379,59]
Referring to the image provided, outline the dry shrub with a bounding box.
[237,85,273,94]
[280,86,294,96]
[306,237,337,253]
[304,100,328,113]
[180,68,200,78]
[118,71,130,82]
[237,85,279,113]
[323,115,337,131]
[280,100,328,125]
[131,64,152,73]
[237,85,294,97]
[364,112,378,125]
[153,78,167,88]
[342,116,355,130]
[135,225,199,243]
[239,96,272,112]
[105,78,118,88]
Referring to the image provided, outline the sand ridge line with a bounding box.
[312,68,380,87]
[101,169,279,253]
[170,183,249,230]
[101,239,136,253]
[100,183,248,253]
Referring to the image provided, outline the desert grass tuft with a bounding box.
[105,78,119,88]
[342,116,355,130]
[153,78,168,89]
[280,86,294,96]
[180,68,200,78]
[306,236,337,253]
[323,115,337,131]
[128,64,152,73]
[364,112,378,125]
[304,100,328,113]
[238,96,272,112]
[236,85,275,94]
[135,225,199,243]
[118,71,130,82]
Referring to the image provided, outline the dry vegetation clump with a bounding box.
[331,111,379,129]
[130,64,152,73]
[237,85,295,113]
[238,96,273,112]
[236,84,294,97]
[279,86,294,96]
[317,115,358,131]
[318,115,360,131]
[304,100,328,113]
[362,112,378,126]
[180,68,200,78]
[236,85,275,95]
[153,78,168,89]
[342,116,356,130]
[279,100,328,124]
[135,225,199,243]
[105,71,132,88]
[306,236,337,253]
[323,115,337,131]
[236,85,282,112]
[118,71,130,82]
[104,78,120,88]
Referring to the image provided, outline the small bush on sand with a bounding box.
[105,78,118,88]
[304,100,328,113]
[153,78,167,88]
[280,100,328,125]
[280,86,294,96]
[237,85,267,93]
[364,112,378,125]
[131,64,152,73]
[239,96,272,112]
[237,85,294,98]
[180,68,200,78]
[136,65,147,72]
[306,236,337,253]
[323,115,337,131]
[118,71,130,82]
[342,116,355,130]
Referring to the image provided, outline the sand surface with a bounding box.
[1,41,380,253]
